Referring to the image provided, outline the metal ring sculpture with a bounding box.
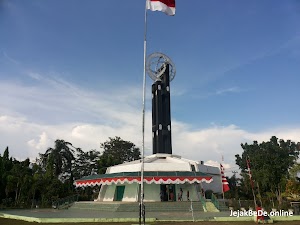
[146,52,176,82]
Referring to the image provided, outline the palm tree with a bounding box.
[40,140,75,179]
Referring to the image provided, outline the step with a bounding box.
[218,202,229,211]
[205,202,219,212]
[204,199,229,212]
[70,201,204,212]
[122,202,204,212]
[71,202,121,211]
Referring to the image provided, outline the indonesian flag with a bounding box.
[146,0,176,16]
[220,164,230,192]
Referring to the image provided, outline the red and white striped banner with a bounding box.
[75,176,212,187]
[220,164,230,192]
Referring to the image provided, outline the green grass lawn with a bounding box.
[1,218,300,225]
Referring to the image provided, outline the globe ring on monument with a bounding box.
[146,52,176,82]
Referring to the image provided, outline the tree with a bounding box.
[283,163,300,201]
[284,179,300,201]
[73,148,100,179]
[289,163,300,181]
[5,158,33,206]
[39,139,75,180]
[0,142,95,207]
[2,146,13,172]
[235,136,299,206]
[226,175,240,199]
[0,147,14,205]
[98,137,141,174]
[0,147,35,207]
[0,154,4,201]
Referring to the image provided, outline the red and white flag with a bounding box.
[220,164,230,192]
[146,0,176,16]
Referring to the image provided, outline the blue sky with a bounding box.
[1,0,300,173]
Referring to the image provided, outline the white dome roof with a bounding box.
[106,154,201,174]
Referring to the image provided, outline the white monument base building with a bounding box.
[75,154,222,202]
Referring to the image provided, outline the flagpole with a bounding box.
[140,1,148,224]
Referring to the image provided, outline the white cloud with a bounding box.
[1,74,300,177]
[171,123,300,176]
[27,132,50,151]
[205,160,230,170]
[3,51,19,65]
[215,87,241,95]
[27,72,42,80]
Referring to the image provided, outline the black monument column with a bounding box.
[152,64,172,154]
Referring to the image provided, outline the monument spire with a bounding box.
[152,64,172,154]
[146,52,176,154]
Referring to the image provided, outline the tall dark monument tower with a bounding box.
[152,64,172,154]
[146,53,176,155]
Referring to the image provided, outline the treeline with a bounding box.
[1,135,299,210]
[225,136,300,210]
[0,137,140,208]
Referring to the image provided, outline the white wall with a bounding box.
[201,175,222,193]
[103,184,116,201]
[177,183,198,201]
[122,183,138,202]
[97,185,106,201]
[198,164,220,174]
[99,182,215,202]
[144,183,160,202]
[198,164,222,194]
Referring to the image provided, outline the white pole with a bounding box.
[140,1,148,224]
